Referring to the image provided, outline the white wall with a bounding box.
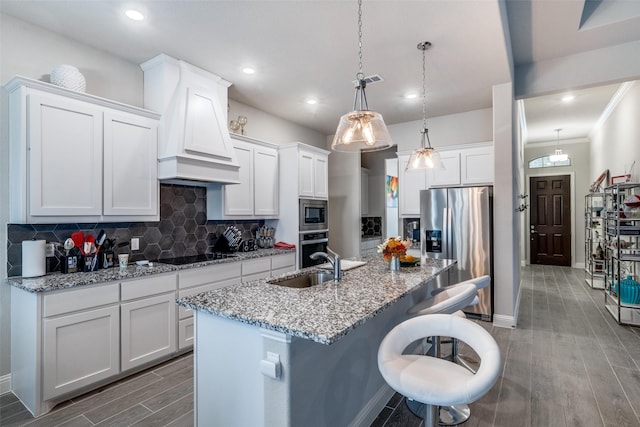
[388,108,493,152]
[228,99,325,149]
[493,82,519,328]
[385,159,399,238]
[590,81,640,182]
[361,147,396,218]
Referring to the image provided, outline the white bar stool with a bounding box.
[378,314,501,427]
[405,280,478,424]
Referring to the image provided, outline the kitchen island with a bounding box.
[177,255,455,427]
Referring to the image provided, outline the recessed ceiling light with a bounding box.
[405,93,418,99]
[562,95,575,102]
[242,67,256,75]
[306,99,318,105]
[125,9,145,21]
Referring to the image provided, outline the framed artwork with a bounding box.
[386,175,398,208]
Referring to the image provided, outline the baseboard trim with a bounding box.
[349,383,395,427]
[574,262,585,270]
[493,314,517,329]
[0,374,11,395]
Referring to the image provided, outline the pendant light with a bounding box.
[406,42,444,171]
[331,0,392,153]
[549,128,569,162]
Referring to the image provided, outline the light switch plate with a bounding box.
[45,243,55,257]
[131,238,140,251]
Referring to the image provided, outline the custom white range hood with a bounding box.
[141,54,240,184]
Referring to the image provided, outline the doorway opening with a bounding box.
[529,174,572,266]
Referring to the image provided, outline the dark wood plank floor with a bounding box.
[3,265,640,426]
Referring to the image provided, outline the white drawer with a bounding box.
[44,283,120,317]
[242,258,271,276]
[178,263,241,289]
[271,253,295,270]
[121,273,177,301]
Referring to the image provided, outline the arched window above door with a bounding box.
[528,155,571,169]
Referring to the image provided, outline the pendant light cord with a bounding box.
[421,44,427,132]
[357,0,363,77]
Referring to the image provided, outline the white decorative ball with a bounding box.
[50,64,86,92]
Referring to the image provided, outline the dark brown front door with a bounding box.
[530,175,571,266]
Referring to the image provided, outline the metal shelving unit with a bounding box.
[603,183,640,326]
[585,192,605,289]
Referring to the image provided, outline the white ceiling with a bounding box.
[2,0,640,144]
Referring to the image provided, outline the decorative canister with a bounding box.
[50,64,86,92]
[389,255,400,271]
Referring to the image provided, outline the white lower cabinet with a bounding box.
[11,253,297,417]
[43,305,120,400]
[121,293,176,371]
[177,263,242,350]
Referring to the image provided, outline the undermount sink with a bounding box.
[266,270,335,288]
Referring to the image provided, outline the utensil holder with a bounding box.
[83,255,98,272]
[61,255,79,274]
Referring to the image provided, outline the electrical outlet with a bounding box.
[131,238,140,251]
[45,243,55,257]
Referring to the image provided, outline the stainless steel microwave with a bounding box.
[299,199,328,231]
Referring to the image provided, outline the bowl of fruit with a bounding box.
[399,254,420,267]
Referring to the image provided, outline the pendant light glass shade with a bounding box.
[331,0,392,153]
[332,108,393,152]
[406,128,444,170]
[549,128,569,162]
[405,42,443,171]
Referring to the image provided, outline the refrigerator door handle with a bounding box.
[443,207,451,257]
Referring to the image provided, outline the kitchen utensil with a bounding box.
[63,238,74,256]
[71,231,85,255]
[90,230,106,271]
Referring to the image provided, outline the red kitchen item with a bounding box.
[274,241,296,249]
[71,232,85,255]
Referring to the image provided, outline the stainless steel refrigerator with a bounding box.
[420,186,493,320]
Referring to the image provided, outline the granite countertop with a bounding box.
[7,248,295,293]
[177,255,456,345]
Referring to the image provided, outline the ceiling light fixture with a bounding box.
[405,93,418,99]
[561,95,575,102]
[242,67,255,75]
[306,99,318,105]
[406,41,444,171]
[331,0,392,153]
[549,128,569,162]
[125,9,144,21]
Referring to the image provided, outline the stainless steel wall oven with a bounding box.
[299,231,328,268]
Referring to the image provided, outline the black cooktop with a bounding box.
[157,253,237,265]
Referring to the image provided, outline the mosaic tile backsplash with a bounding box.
[7,184,264,277]
[361,217,382,237]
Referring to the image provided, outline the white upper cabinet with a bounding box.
[103,111,158,216]
[429,150,461,187]
[397,144,494,217]
[5,76,160,224]
[461,145,494,184]
[141,54,240,184]
[27,92,103,217]
[297,147,329,199]
[398,154,429,217]
[207,135,279,219]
